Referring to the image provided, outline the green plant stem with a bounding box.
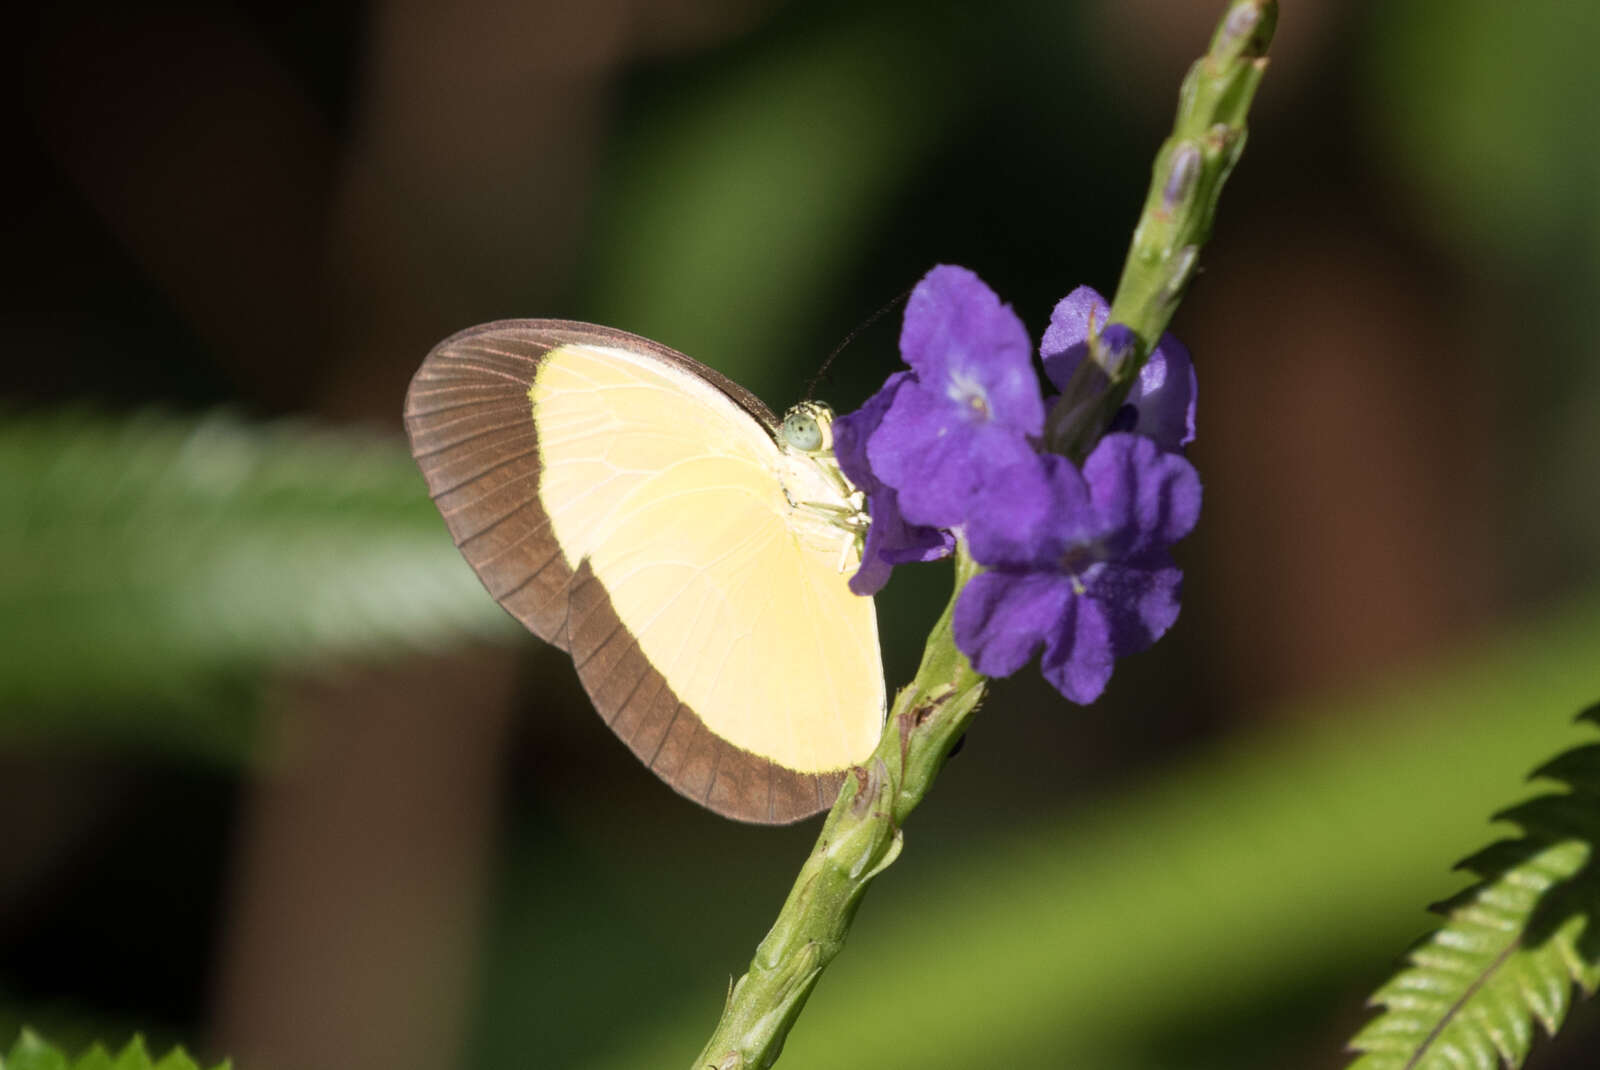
[691,550,986,1070]
[690,3,1275,1065]
[1048,0,1276,460]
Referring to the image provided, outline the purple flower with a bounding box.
[866,266,1045,528]
[832,265,1203,702]
[833,372,954,595]
[953,434,1201,704]
[1041,285,1196,451]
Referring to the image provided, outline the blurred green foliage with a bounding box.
[1366,0,1600,279]
[1365,0,1600,577]
[0,412,510,755]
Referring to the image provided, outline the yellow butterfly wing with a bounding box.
[404,321,885,823]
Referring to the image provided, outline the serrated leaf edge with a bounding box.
[1346,703,1600,1069]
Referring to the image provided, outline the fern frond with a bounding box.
[0,1029,228,1070]
[1347,703,1600,1069]
[0,410,515,740]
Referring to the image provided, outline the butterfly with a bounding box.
[404,321,885,823]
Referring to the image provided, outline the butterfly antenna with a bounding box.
[804,284,915,400]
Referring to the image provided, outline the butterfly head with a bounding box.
[781,401,835,454]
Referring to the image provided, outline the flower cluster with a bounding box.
[835,265,1201,704]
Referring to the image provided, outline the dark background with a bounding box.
[4,1,1599,1067]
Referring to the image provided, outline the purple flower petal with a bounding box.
[1042,284,1197,452]
[870,380,1038,529]
[869,382,974,525]
[965,453,1092,570]
[880,526,955,565]
[851,483,953,594]
[1041,285,1110,389]
[832,372,912,496]
[957,440,1196,705]
[833,371,952,595]
[952,570,1073,679]
[899,265,1044,436]
[1040,592,1114,704]
[1132,333,1198,449]
[1082,433,1201,558]
[848,547,894,597]
[1083,560,1184,654]
[860,266,1049,529]
[848,485,954,595]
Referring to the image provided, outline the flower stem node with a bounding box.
[829,761,902,881]
[847,757,892,820]
[1204,123,1236,157]
[1162,245,1200,303]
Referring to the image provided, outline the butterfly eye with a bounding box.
[782,411,824,452]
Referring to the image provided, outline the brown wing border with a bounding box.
[403,320,844,823]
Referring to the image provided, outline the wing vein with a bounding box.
[648,704,687,770]
[574,617,625,672]
[490,542,567,603]
[433,453,540,510]
[415,422,536,464]
[606,656,654,729]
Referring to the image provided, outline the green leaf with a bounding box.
[1347,704,1600,1069]
[64,1049,110,1070]
[3,1030,70,1070]
[0,410,515,750]
[0,1032,226,1070]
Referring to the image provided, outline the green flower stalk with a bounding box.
[1049,0,1275,461]
[689,3,1276,1066]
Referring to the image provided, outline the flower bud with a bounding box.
[1162,143,1202,215]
